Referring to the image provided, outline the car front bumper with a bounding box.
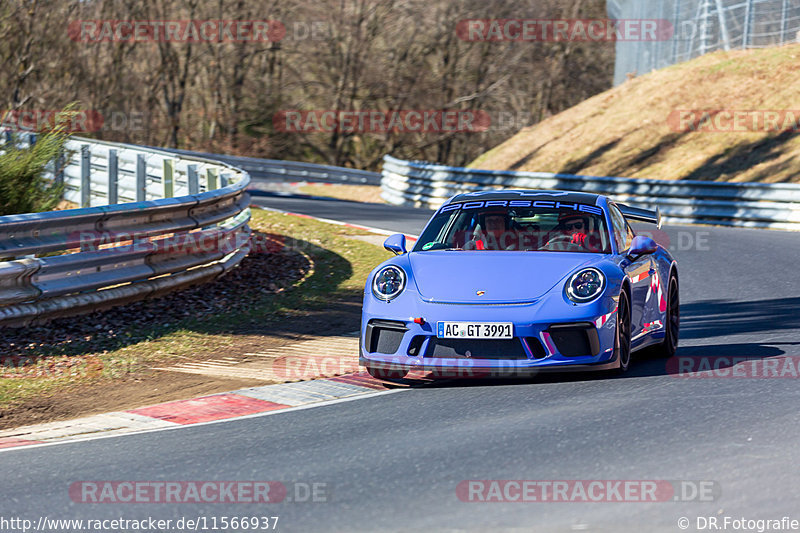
[360,294,620,376]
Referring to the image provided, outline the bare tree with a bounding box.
[0,0,613,168]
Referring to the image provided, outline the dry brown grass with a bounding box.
[54,200,77,210]
[470,44,800,183]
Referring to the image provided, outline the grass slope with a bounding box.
[470,44,800,183]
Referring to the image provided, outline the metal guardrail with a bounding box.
[0,132,251,327]
[380,155,800,231]
[154,147,381,186]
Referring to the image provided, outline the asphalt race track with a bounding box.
[2,194,799,532]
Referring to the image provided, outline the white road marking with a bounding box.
[0,387,407,454]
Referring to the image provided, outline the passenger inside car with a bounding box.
[470,212,511,250]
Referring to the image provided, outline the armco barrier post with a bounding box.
[108,149,118,204]
[80,144,91,208]
[207,168,218,190]
[136,154,147,201]
[188,164,199,194]
[54,149,65,187]
[163,159,174,198]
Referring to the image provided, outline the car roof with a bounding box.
[449,189,604,206]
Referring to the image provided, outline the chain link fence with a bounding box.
[608,0,800,85]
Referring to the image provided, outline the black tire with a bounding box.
[366,365,409,380]
[651,273,680,358]
[615,290,633,373]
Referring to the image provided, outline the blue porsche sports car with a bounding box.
[359,190,679,379]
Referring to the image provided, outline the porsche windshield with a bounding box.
[413,203,611,253]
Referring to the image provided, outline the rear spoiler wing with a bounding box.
[618,204,662,229]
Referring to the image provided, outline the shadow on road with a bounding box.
[395,296,800,389]
[680,297,800,339]
[397,340,800,389]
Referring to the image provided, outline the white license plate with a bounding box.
[437,322,513,339]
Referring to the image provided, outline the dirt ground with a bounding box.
[0,209,387,430]
[0,296,364,430]
[0,372,261,429]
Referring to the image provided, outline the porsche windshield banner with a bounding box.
[438,200,603,216]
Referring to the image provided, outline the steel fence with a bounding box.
[608,0,800,85]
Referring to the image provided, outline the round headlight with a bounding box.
[566,268,605,303]
[372,266,406,301]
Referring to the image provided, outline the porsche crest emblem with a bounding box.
[476,290,485,296]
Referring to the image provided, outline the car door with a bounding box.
[609,204,652,338]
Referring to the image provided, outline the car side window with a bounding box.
[609,204,629,252]
[625,222,635,250]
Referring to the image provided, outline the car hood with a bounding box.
[409,251,600,304]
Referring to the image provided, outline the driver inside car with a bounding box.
[544,212,591,250]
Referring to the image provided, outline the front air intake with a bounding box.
[365,319,408,354]
[546,323,600,357]
[424,338,528,360]
[524,337,547,359]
